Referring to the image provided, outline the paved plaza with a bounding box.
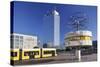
[13,52,97,66]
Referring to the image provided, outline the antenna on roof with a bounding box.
[68,12,88,31]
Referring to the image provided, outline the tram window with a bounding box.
[28,51,34,55]
[51,51,55,54]
[35,52,38,55]
[44,51,55,54]
[24,52,29,56]
[30,52,33,55]
[32,52,34,55]
[44,51,49,54]
[34,51,39,55]
[11,52,17,57]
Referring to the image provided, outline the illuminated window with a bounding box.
[80,36,85,40]
[85,36,91,40]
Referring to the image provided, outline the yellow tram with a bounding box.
[42,48,57,58]
[11,49,19,61]
[22,49,41,60]
[11,48,57,61]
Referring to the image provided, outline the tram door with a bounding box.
[29,51,34,59]
[52,51,55,56]
[19,49,22,60]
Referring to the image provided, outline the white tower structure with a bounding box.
[43,9,60,48]
[53,10,60,47]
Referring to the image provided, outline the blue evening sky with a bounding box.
[12,1,97,45]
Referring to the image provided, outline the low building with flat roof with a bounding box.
[11,33,38,49]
